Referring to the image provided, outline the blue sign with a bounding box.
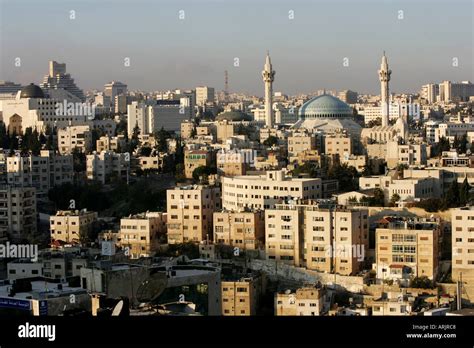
[0,297,31,311]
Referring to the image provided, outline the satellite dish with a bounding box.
[135,271,168,303]
[111,300,124,316]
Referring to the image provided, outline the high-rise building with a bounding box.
[213,210,265,250]
[439,80,474,102]
[338,90,358,104]
[41,61,85,101]
[262,52,275,128]
[166,185,221,244]
[375,217,440,282]
[0,186,36,242]
[452,207,474,296]
[195,86,215,106]
[265,202,369,275]
[378,52,391,127]
[0,81,22,95]
[104,81,127,101]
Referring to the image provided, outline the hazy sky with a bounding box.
[0,0,472,95]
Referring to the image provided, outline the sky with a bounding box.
[0,0,472,95]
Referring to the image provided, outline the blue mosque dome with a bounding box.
[298,94,353,119]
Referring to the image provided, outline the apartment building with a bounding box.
[96,135,127,153]
[221,272,262,316]
[6,150,74,197]
[50,210,98,243]
[222,170,322,210]
[386,141,428,169]
[213,210,265,250]
[166,185,221,244]
[451,207,474,294]
[0,186,36,241]
[119,212,167,258]
[324,134,352,157]
[375,217,440,282]
[265,202,368,275]
[181,121,195,140]
[57,125,92,154]
[275,286,327,316]
[86,151,130,184]
[184,150,212,179]
[287,133,318,157]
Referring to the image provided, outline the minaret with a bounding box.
[378,51,391,127]
[262,51,275,128]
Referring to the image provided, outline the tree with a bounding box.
[154,127,171,153]
[372,188,385,206]
[139,146,153,157]
[389,193,400,207]
[410,276,434,289]
[435,136,451,155]
[460,177,470,206]
[445,180,460,207]
[414,198,447,212]
[192,165,214,182]
[263,135,279,147]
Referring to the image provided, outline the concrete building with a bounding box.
[275,286,327,316]
[41,61,85,101]
[50,210,98,243]
[386,141,428,169]
[359,175,438,204]
[338,90,358,104]
[221,272,262,316]
[288,133,318,157]
[119,212,167,259]
[184,150,212,179]
[166,185,221,244]
[222,170,322,210]
[451,207,474,299]
[6,150,74,197]
[86,151,129,184]
[213,210,265,250]
[58,125,92,154]
[80,262,221,315]
[127,99,192,135]
[104,81,127,107]
[325,134,352,157]
[181,120,195,139]
[195,86,215,106]
[375,217,440,282]
[96,135,127,153]
[0,186,36,241]
[439,80,474,102]
[265,202,369,275]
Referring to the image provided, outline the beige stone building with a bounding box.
[0,186,36,242]
[6,150,74,197]
[216,150,247,177]
[58,125,93,154]
[96,135,127,152]
[288,133,317,157]
[265,202,368,275]
[184,150,212,179]
[375,217,440,282]
[166,185,221,244]
[275,286,327,316]
[325,134,352,157]
[213,210,265,250]
[119,212,167,258]
[222,170,322,210]
[216,121,235,143]
[221,273,262,316]
[451,207,474,300]
[86,151,130,184]
[181,120,195,140]
[50,210,98,243]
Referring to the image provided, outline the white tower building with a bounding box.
[378,52,391,127]
[262,52,275,128]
